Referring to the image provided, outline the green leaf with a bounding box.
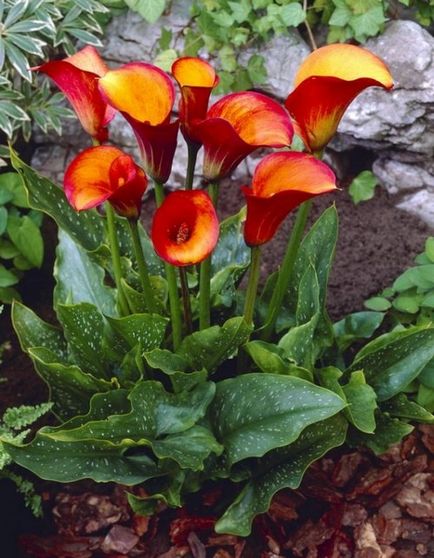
[419,357,434,388]
[0,264,18,287]
[350,6,385,41]
[393,265,434,291]
[12,301,66,358]
[342,371,377,433]
[153,425,223,471]
[333,311,384,351]
[215,415,347,536]
[364,296,392,312]
[106,312,168,353]
[349,170,377,204]
[351,411,413,455]
[178,317,252,373]
[54,231,116,317]
[280,3,306,26]
[10,151,105,252]
[56,303,106,378]
[124,0,166,23]
[246,54,267,85]
[144,348,208,392]
[28,347,113,419]
[424,237,434,262]
[382,393,434,423]
[348,327,434,401]
[392,293,421,314]
[0,207,7,235]
[245,340,312,380]
[209,373,346,465]
[7,214,43,267]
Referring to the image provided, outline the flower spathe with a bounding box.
[36,46,115,143]
[64,146,148,219]
[172,57,219,146]
[285,44,393,153]
[98,63,179,184]
[194,91,294,181]
[243,152,337,246]
[151,190,219,266]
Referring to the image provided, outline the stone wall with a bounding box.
[31,9,434,226]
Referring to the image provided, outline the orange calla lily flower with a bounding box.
[99,63,179,184]
[193,91,294,181]
[151,190,219,266]
[285,44,393,153]
[36,46,115,143]
[64,146,148,219]
[171,57,219,145]
[243,152,337,246]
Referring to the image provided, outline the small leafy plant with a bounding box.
[0,401,52,516]
[0,172,44,303]
[2,43,434,537]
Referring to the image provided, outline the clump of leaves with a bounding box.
[0,0,111,162]
[364,237,434,414]
[0,401,52,516]
[0,172,44,303]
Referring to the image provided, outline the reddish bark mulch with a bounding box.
[18,424,434,558]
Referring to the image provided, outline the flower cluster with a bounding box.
[39,43,392,336]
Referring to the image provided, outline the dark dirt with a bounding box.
[0,165,432,556]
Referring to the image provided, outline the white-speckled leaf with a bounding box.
[153,425,223,471]
[209,373,346,465]
[106,313,168,353]
[215,415,347,536]
[348,326,434,401]
[54,230,116,317]
[244,340,313,381]
[382,393,434,423]
[143,348,208,392]
[350,411,413,455]
[12,301,66,359]
[57,303,106,378]
[10,150,104,252]
[342,370,377,433]
[177,317,252,373]
[3,435,159,485]
[29,347,113,419]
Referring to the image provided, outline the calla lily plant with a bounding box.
[7,41,434,540]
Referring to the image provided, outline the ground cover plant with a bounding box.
[2,41,434,541]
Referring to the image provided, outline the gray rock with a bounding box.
[373,158,434,194]
[240,32,310,100]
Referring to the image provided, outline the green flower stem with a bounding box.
[185,142,199,190]
[243,245,262,326]
[260,200,312,340]
[127,218,158,314]
[105,202,129,316]
[199,182,219,330]
[154,181,182,350]
[179,267,193,334]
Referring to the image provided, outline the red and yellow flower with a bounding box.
[193,91,294,181]
[172,57,219,146]
[285,44,393,153]
[36,46,115,143]
[64,146,148,219]
[98,63,179,184]
[243,152,337,246]
[151,190,219,266]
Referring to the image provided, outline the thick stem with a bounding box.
[199,182,219,330]
[127,218,158,314]
[243,246,262,326]
[260,200,312,340]
[105,202,129,316]
[154,181,182,350]
[179,267,193,335]
[185,142,199,190]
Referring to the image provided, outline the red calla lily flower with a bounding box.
[98,63,179,184]
[151,190,219,266]
[285,44,393,153]
[36,46,115,143]
[243,152,337,246]
[64,146,148,219]
[171,57,219,145]
[193,91,294,181]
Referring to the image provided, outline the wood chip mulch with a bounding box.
[20,425,434,558]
